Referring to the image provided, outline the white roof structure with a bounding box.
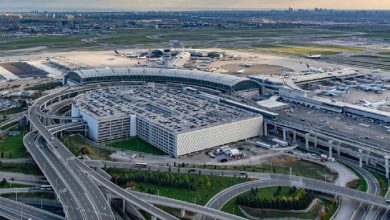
[227,148,240,156]
[67,67,259,92]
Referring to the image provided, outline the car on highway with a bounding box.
[220,158,228,163]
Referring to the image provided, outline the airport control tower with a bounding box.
[163,48,171,67]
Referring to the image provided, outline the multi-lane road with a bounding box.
[24,131,88,220]
[0,193,65,220]
[342,160,380,220]
[27,90,180,220]
[85,159,390,209]
[18,83,390,220]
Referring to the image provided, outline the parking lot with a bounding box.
[0,62,48,78]
[180,137,287,165]
[0,98,19,112]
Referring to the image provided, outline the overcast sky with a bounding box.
[2,0,390,11]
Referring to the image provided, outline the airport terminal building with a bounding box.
[71,84,263,157]
[64,67,260,94]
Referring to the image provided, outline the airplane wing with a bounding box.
[361,99,371,105]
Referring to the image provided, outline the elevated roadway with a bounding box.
[24,131,86,220]
[86,160,390,209]
[0,172,47,186]
[269,117,389,155]
[0,112,25,129]
[131,191,247,220]
[35,135,114,220]
[0,195,65,220]
[28,94,180,220]
[29,83,390,219]
[342,160,380,220]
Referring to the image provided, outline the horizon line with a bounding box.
[2,8,390,13]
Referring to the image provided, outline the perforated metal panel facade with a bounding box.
[176,116,263,156]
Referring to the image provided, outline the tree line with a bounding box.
[236,186,314,210]
[112,171,199,190]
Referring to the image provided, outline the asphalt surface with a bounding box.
[26,83,390,220]
[24,131,85,220]
[36,135,111,220]
[0,112,24,128]
[342,160,380,220]
[0,172,46,186]
[27,91,116,220]
[0,195,65,220]
[374,187,390,220]
[130,191,247,220]
[44,123,179,220]
[86,160,390,209]
[27,90,179,220]
[277,107,389,150]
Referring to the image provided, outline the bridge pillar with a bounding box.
[264,122,268,137]
[305,133,310,150]
[180,209,186,218]
[336,143,341,159]
[366,151,370,165]
[122,199,125,212]
[151,216,157,220]
[314,135,318,147]
[358,149,363,168]
[385,155,390,179]
[328,140,333,159]
[106,192,112,204]
[292,131,296,143]
[282,129,287,142]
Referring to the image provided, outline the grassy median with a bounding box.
[197,156,338,182]
[222,187,337,219]
[0,127,28,158]
[108,138,166,155]
[106,168,248,205]
[61,134,111,160]
[0,163,42,176]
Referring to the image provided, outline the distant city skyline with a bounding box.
[1,0,390,11]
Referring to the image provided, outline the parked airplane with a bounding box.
[357,84,386,93]
[315,86,349,96]
[305,64,324,73]
[240,63,255,68]
[236,68,245,74]
[306,54,322,59]
[114,49,126,56]
[360,98,389,109]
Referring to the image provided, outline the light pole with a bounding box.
[20,205,23,220]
